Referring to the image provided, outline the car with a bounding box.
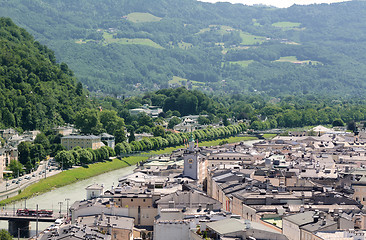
[6,183,10,187]
[11,179,16,183]
[16,181,19,184]
[18,178,22,181]
[25,176,30,180]
[32,174,36,177]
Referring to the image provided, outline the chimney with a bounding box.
[206,203,213,212]
[300,205,304,213]
[313,215,319,223]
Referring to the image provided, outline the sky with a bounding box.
[198,0,350,8]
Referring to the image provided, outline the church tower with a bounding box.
[183,134,199,180]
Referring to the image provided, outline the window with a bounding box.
[131,199,133,202]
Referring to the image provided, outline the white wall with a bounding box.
[282,219,301,240]
[154,222,192,240]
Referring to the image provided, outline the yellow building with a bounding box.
[61,135,102,150]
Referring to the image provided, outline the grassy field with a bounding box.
[168,76,205,88]
[0,136,257,206]
[197,25,267,46]
[262,133,277,139]
[272,21,301,28]
[252,19,261,27]
[274,56,321,65]
[169,76,187,85]
[239,32,267,45]
[102,32,164,49]
[125,12,162,23]
[229,60,254,68]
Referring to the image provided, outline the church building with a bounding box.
[183,136,207,184]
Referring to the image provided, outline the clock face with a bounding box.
[188,158,193,164]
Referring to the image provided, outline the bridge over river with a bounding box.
[0,210,60,237]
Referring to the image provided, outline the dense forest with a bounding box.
[0,17,91,131]
[1,0,366,96]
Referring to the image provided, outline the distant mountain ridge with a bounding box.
[1,0,366,97]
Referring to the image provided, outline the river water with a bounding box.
[0,165,136,237]
[0,139,261,237]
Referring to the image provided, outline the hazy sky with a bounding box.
[198,0,350,8]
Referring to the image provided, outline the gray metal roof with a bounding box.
[283,211,315,226]
[61,135,100,140]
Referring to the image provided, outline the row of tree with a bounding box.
[115,123,246,155]
[54,146,115,169]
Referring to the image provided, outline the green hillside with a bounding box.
[0,17,91,131]
[1,0,366,97]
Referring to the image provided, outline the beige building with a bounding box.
[0,147,18,179]
[207,152,257,168]
[107,188,157,226]
[61,135,102,150]
[76,214,135,240]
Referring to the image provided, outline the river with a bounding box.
[0,165,136,238]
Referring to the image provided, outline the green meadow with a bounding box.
[125,12,162,23]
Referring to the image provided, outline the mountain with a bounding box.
[1,0,366,97]
[0,17,91,131]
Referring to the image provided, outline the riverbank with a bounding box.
[0,136,258,206]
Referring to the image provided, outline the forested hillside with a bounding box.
[1,0,366,96]
[0,17,91,131]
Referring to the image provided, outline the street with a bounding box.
[0,159,62,198]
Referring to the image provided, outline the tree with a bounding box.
[100,110,125,135]
[74,108,103,135]
[34,133,50,150]
[55,150,75,169]
[7,160,24,178]
[222,115,230,126]
[0,229,13,240]
[78,149,93,164]
[152,125,166,138]
[114,128,127,144]
[128,130,135,142]
[115,143,126,155]
[168,117,181,129]
[198,116,210,125]
[30,144,46,164]
[137,113,154,128]
[347,120,357,132]
[104,146,115,157]
[332,119,344,127]
[17,141,31,165]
